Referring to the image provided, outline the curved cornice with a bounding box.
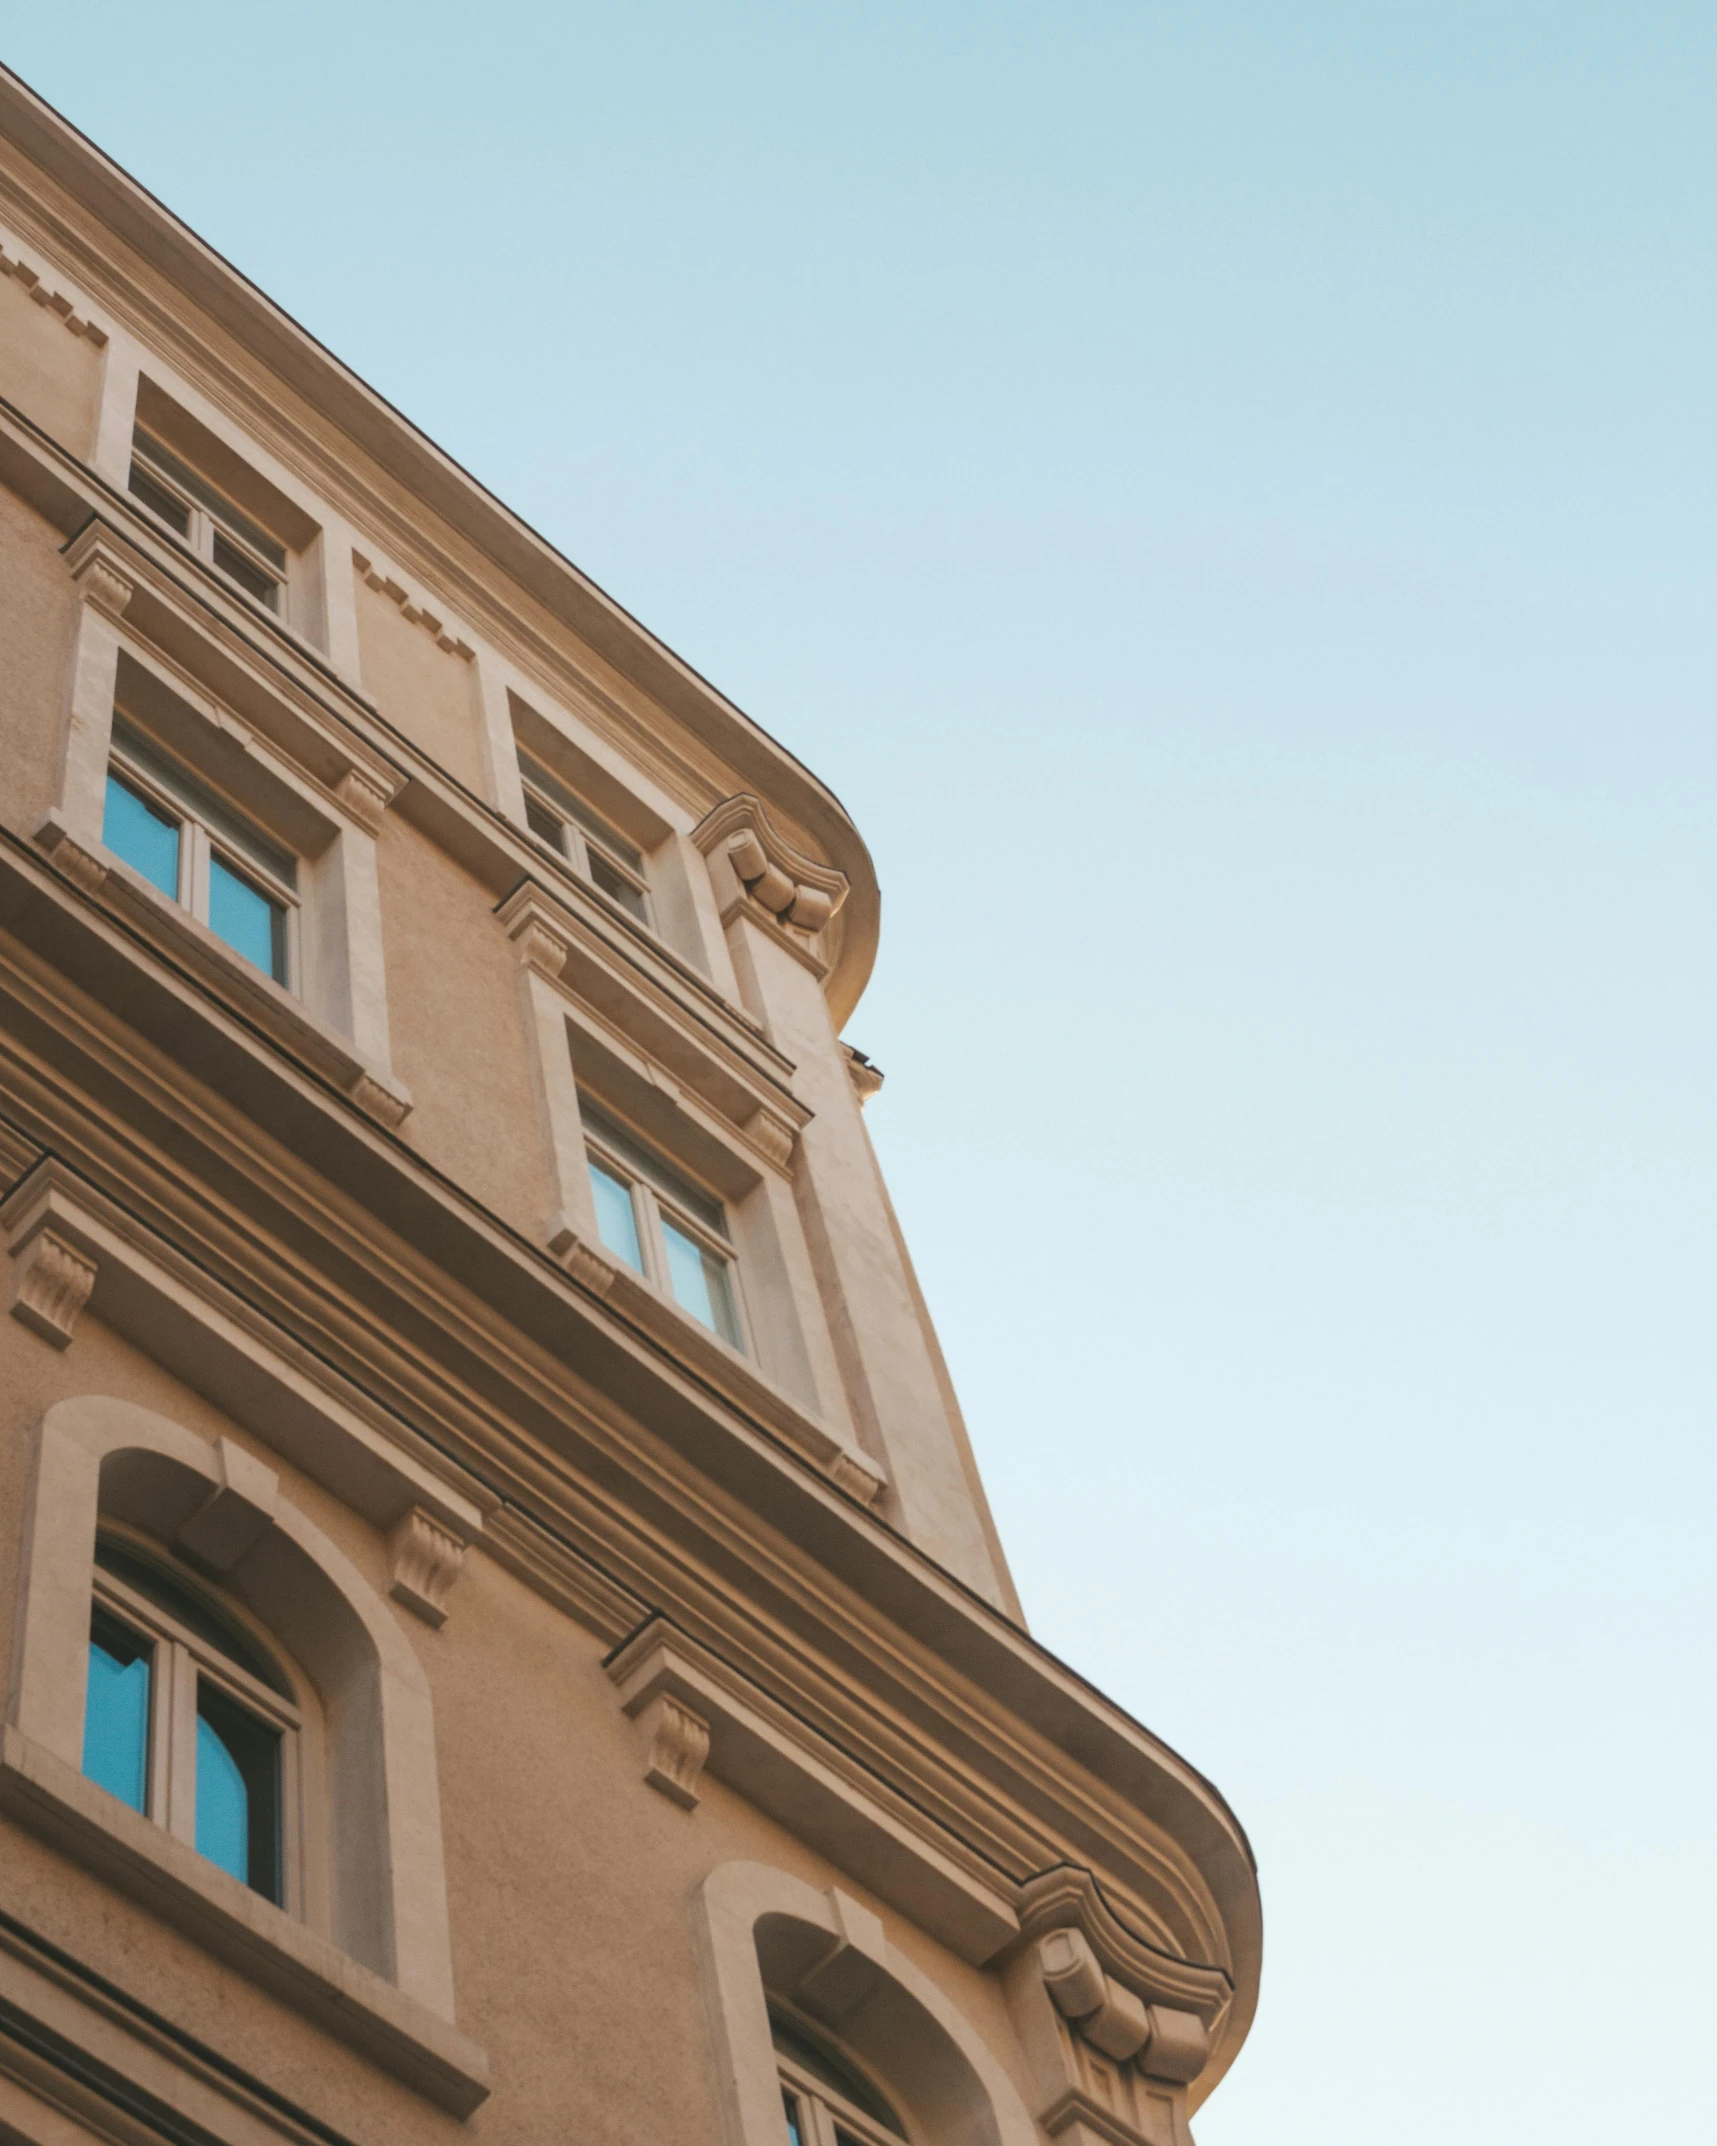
[0,63,882,1026]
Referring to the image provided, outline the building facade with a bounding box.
[0,65,1259,2146]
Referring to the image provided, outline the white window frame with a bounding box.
[104,721,300,990]
[89,1528,306,1915]
[775,2014,909,2146]
[584,1107,750,1353]
[519,750,654,928]
[128,427,289,615]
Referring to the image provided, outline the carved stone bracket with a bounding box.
[743,1106,797,1171]
[1017,1866,1232,2027]
[0,232,108,343]
[550,1230,618,1299]
[389,1507,470,1628]
[693,796,849,936]
[352,550,475,659]
[636,1692,711,1808]
[33,811,109,895]
[9,1228,97,1347]
[500,889,573,980]
[66,527,136,622]
[334,765,399,834]
[1008,1866,1228,2146]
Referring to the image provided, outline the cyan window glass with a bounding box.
[782,2095,805,2146]
[195,1706,249,1883]
[103,772,180,898]
[83,1612,151,1811]
[208,855,283,980]
[195,1682,281,1900]
[662,1217,741,1346]
[589,1158,644,1271]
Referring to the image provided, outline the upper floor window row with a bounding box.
[128,425,288,614]
[519,748,651,927]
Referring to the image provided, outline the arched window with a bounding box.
[772,2007,908,2146]
[5,1399,488,2116]
[694,1865,1041,2146]
[82,1531,305,1906]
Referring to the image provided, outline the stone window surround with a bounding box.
[502,893,885,1508]
[694,1864,1038,2146]
[0,1394,490,2117]
[35,519,412,1130]
[90,344,336,656]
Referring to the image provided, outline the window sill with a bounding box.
[33,812,413,1130]
[0,1725,490,2117]
[561,1237,886,1508]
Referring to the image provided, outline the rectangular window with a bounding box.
[128,428,288,614]
[583,1103,746,1350]
[82,1537,297,1907]
[518,750,652,927]
[102,717,296,986]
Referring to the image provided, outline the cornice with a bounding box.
[0,65,882,1024]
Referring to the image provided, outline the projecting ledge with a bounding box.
[604,1619,1020,1966]
[0,1728,491,2116]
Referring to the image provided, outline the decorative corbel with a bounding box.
[8,1229,97,1348]
[334,765,398,834]
[65,527,136,623]
[692,796,849,938]
[1009,1866,1225,2146]
[499,886,572,980]
[389,1506,470,1628]
[743,1106,798,1170]
[635,1692,711,1808]
[32,811,108,895]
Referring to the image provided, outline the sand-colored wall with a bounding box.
[0,269,101,460]
[353,570,487,797]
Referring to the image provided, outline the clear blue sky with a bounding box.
[8,7,1714,2138]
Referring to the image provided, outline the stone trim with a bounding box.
[608,1620,1019,1964]
[0,1159,491,1543]
[0,226,107,343]
[0,1730,488,2116]
[352,549,475,659]
[693,1864,1038,2146]
[4,1397,486,2108]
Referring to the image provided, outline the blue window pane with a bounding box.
[589,1158,644,1271]
[662,1218,741,1348]
[208,855,284,980]
[195,1706,251,1885]
[782,2093,805,2146]
[195,1684,281,1900]
[103,772,180,898]
[83,1613,151,1812]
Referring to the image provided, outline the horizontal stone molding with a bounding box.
[1017,1865,1233,2024]
[353,549,475,659]
[497,883,808,1151]
[60,519,407,825]
[606,1618,1021,1965]
[0,228,107,342]
[0,1726,490,2116]
[0,1159,492,1544]
[694,794,849,936]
